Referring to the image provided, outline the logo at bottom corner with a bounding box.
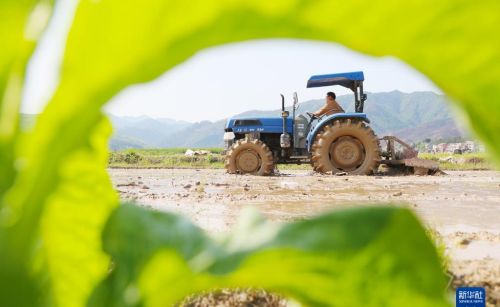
[456,287,485,307]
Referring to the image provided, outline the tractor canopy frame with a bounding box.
[307,71,367,113]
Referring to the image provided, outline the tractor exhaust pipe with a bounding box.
[281,94,286,121]
[280,94,291,157]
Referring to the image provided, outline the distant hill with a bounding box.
[20,91,468,149]
[109,115,191,149]
[358,91,461,137]
[158,119,227,148]
[109,91,467,148]
[238,91,462,136]
[344,91,467,139]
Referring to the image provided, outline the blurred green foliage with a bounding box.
[90,205,448,307]
[0,1,54,306]
[1,0,499,306]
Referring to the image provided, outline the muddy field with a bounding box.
[110,169,500,305]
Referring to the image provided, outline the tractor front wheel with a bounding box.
[311,119,380,175]
[225,139,274,176]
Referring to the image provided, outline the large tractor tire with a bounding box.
[225,139,274,176]
[311,119,380,175]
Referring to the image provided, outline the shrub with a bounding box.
[124,151,142,164]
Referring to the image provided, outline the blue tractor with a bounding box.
[223,71,436,176]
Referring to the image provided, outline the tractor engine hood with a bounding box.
[226,117,293,134]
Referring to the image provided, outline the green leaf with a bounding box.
[88,203,217,307]
[0,0,52,194]
[1,113,117,307]
[0,1,53,306]
[90,205,449,307]
[39,117,118,307]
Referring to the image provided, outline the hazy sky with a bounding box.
[22,1,441,123]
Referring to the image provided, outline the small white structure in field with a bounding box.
[185,149,210,156]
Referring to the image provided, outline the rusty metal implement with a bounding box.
[379,136,442,175]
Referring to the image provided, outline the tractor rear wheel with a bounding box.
[225,138,274,176]
[311,119,380,175]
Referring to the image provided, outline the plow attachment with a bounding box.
[379,136,442,175]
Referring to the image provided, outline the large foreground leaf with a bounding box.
[0,1,53,306]
[39,118,118,307]
[0,0,52,193]
[89,205,449,307]
[24,0,498,301]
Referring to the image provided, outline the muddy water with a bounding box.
[110,169,500,304]
[111,169,500,232]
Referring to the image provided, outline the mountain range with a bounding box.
[106,91,466,149]
[18,91,466,149]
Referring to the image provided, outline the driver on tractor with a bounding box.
[312,92,344,118]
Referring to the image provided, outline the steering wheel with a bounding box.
[306,112,317,119]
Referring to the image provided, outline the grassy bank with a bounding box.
[109,148,225,168]
[109,148,494,171]
[418,152,493,170]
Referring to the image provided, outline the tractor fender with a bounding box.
[306,113,370,152]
